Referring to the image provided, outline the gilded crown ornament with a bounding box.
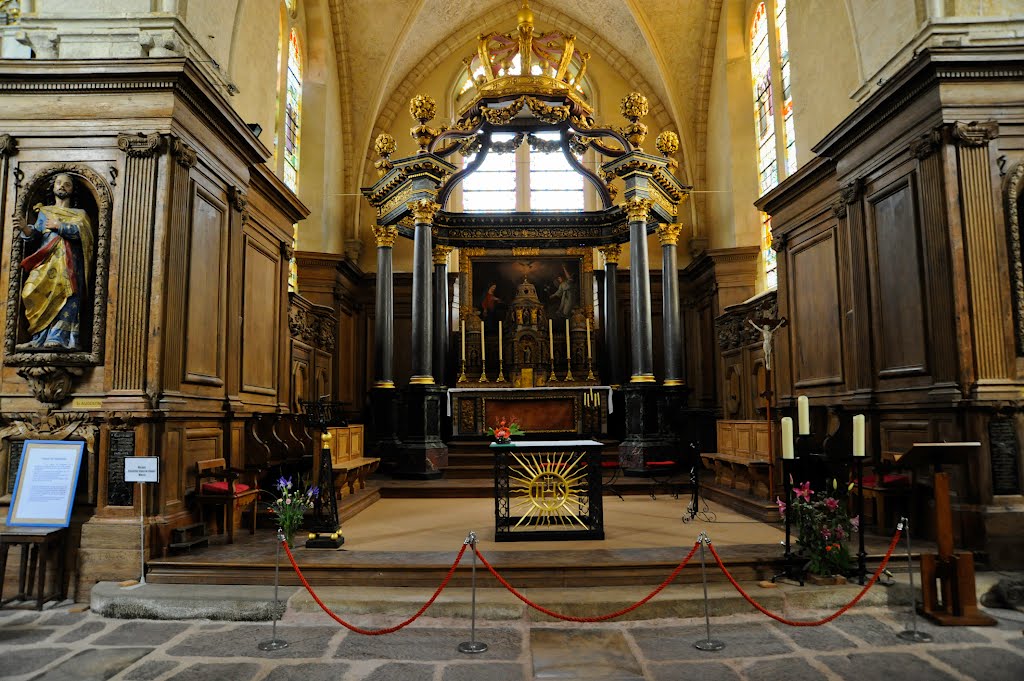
[656,130,680,172]
[409,94,440,153]
[374,133,397,177]
[620,92,649,149]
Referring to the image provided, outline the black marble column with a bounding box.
[658,224,683,385]
[626,197,655,383]
[372,225,397,389]
[598,244,623,386]
[432,245,452,385]
[410,201,437,385]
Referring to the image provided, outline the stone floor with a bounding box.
[2,595,1023,681]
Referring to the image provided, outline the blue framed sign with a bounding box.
[6,440,85,527]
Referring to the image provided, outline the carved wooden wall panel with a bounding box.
[789,229,843,388]
[866,177,929,378]
[290,341,311,412]
[183,187,227,387]
[241,233,280,396]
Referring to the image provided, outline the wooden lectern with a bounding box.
[896,442,995,626]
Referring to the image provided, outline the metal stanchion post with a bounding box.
[694,532,725,652]
[896,517,932,643]
[458,531,488,654]
[258,528,290,651]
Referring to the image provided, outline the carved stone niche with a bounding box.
[4,163,112,406]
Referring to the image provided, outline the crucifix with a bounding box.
[748,315,787,501]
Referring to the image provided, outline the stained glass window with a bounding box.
[777,0,797,176]
[751,2,776,195]
[529,132,584,212]
[761,212,777,289]
[283,29,302,191]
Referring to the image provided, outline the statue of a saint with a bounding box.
[748,318,786,371]
[16,173,93,351]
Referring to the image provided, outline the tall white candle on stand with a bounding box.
[548,318,554,358]
[498,321,503,361]
[586,318,592,359]
[797,395,809,435]
[565,319,571,361]
[461,320,466,362]
[480,320,485,362]
[852,414,865,457]
[781,417,794,459]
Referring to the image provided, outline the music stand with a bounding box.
[895,442,995,626]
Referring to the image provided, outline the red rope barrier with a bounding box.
[473,542,701,622]
[707,529,903,626]
[281,539,468,635]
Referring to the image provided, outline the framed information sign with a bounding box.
[6,440,85,527]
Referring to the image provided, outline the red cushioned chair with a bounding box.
[854,467,910,532]
[194,458,259,544]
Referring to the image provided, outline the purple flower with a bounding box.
[309,486,320,497]
[775,496,786,517]
[825,497,839,511]
[277,476,290,491]
[794,481,813,502]
[851,515,860,531]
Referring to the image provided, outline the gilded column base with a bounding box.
[630,374,656,383]
[663,378,684,386]
[374,380,396,389]
[410,375,436,385]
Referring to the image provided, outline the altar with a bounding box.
[448,386,611,438]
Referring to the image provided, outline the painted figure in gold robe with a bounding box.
[16,173,93,351]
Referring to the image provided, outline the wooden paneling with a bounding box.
[241,234,280,395]
[184,188,226,386]
[790,229,843,387]
[867,178,928,376]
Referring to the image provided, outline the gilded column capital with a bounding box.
[0,134,16,157]
[623,196,653,223]
[408,199,441,223]
[950,121,998,147]
[117,132,164,158]
[372,224,399,248]
[171,137,197,168]
[432,244,454,265]
[598,243,622,266]
[656,223,683,246]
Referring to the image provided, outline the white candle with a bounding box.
[586,318,592,359]
[461,320,466,362]
[498,321,503,361]
[797,395,809,435]
[852,414,865,457]
[548,318,554,358]
[565,319,571,362]
[781,417,794,459]
[480,320,485,362]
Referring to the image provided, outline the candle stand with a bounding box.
[855,455,867,584]
[771,452,804,586]
[457,359,468,384]
[478,357,489,383]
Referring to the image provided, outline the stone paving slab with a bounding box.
[531,628,644,679]
[333,625,523,661]
[28,647,153,681]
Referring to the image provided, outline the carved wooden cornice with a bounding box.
[117,132,164,158]
[372,224,398,248]
[950,120,998,147]
[0,133,16,157]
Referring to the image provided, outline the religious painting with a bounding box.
[5,163,112,367]
[469,256,583,332]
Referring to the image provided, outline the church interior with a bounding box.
[2,0,1024,605]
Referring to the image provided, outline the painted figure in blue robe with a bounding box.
[16,173,93,351]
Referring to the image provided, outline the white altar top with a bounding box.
[446,385,614,415]
[489,439,603,448]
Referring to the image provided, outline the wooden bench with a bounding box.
[326,425,380,498]
[193,458,259,544]
[700,420,774,499]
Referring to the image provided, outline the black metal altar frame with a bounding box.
[493,440,605,541]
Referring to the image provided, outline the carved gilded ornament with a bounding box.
[656,223,683,246]
[377,186,413,218]
[620,92,649,120]
[372,224,399,248]
[511,247,541,256]
[408,198,441,223]
[433,244,454,265]
[374,133,397,177]
[598,243,622,266]
[117,132,164,157]
[656,131,680,172]
[951,121,998,147]
[410,94,437,122]
[649,188,678,218]
[623,197,652,223]
[0,133,16,157]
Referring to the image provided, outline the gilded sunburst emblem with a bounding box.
[509,451,589,528]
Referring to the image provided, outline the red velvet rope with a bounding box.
[472,542,701,622]
[706,529,903,627]
[281,539,468,635]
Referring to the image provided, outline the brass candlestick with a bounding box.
[496,360,505,383]
[479,358,489,383]
[457,359,468,383]
[586,356,596,381]
[548,357,558,382]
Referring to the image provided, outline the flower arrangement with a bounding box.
[270,476,318,547]
[777,477,859,578]
[488,417,524,444]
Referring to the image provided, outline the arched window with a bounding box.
[283,28,302,191]
[751,0,795,288]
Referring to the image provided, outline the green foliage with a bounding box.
[270,476,318,542]
[778,479,860,577]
